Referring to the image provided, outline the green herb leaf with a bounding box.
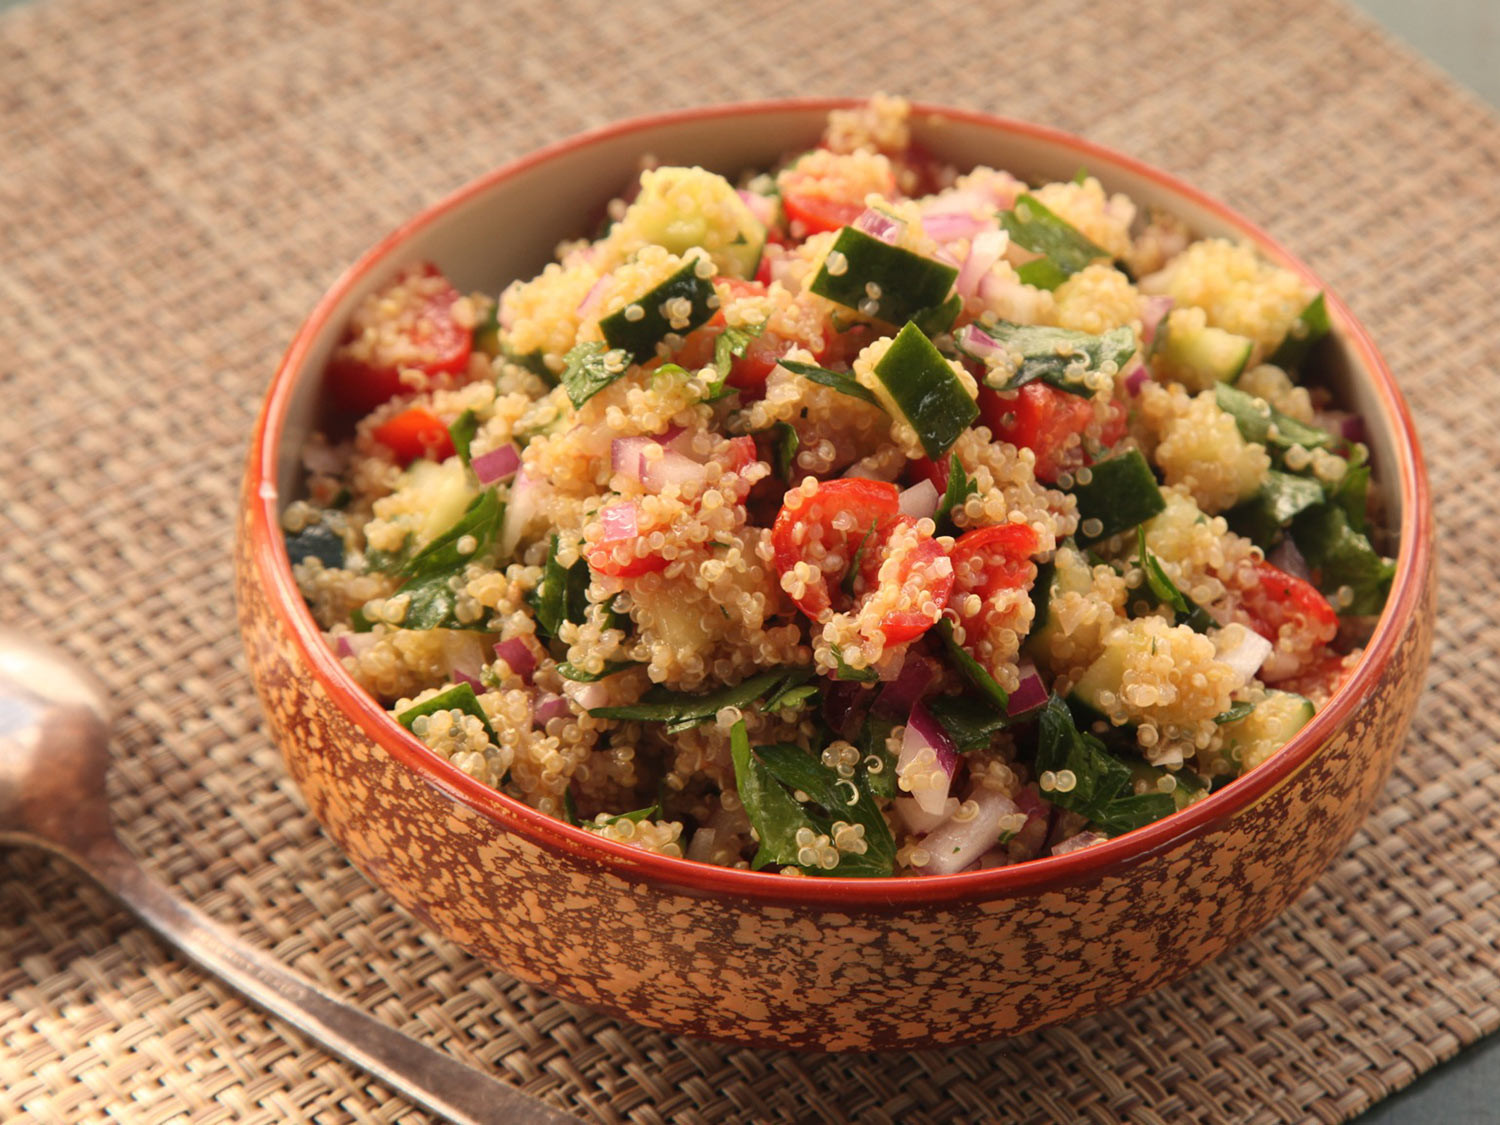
[558,660,637,682]
[398,570,470,630]
[841,520,878,600]
[1135,528,1215,633]
[761,678,819,715]
[1000,193,1107,289]
[1213,383,1332,452]
[1267,292,1330,371]
[778,359,881,405]
[1290,503,1394,615]
[751,743,896,876]
[448,409,479,466]
[710,321,765,396]
[590,666,814,729]
[858,715,899,798]
[398,488,503,582]
[473,301,501,358]
[731,721,816,871]
[284,523,345,569]
[580,804,659,832]
[1328,451,1371,535]
[934,457,978,536]
[363,534,413,575]
[956,321,1136,399]
[1226,470,1328,549]
[934,619,1009,710]
[1035,696,1175,834]
[533,534,591,640]
[770,421,800,484]
[395,681,499,747]
[559,341,633,409]
[562,787,578,825]
[926,694,1010,751]
[831,647,879,683]
[1213,701,1255,725]
[910,292,963,338]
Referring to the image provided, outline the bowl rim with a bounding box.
[246,96,1431,907]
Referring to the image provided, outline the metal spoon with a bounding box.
[0,631,576,1125]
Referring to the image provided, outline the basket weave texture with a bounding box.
[2,0,1494,1121]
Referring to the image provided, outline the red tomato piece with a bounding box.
[771,479,951,644]
[1239,560,1338,644]
[948,523,1041,669]
[586,544,671,578]
[908,454,951,495]
[781,190,866,236]
[327,265,473,414]
[979,384,1096,484]
[371,407,454,466]
[1098,398,1128,450]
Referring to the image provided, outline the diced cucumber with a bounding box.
[870,322,978,459]
[1267,292,1330,371]
[1025,549,1086,672]
[1218,690,1314,772]
[1068,627,1142,715]
[1067,449,1166,545]
[401,458,479,545]
[809,226,958,326]
[600,258,717,363]
[622,167,766,280]
[1151,308,1253,392]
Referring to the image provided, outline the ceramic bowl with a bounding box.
[236,98,1434,1050]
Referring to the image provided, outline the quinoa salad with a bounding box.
[285,97,1394,877]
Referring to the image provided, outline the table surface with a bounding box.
[4,1,1500,1123]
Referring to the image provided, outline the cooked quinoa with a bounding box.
[285,97,1394,878]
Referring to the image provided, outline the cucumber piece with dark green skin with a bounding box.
[870,322,978,459]
[1267,292,1330,371]
[1218,690,1314,771]
[1151,310,1253,392]
[599,258,717,363]
[809,226,958,326]
[1066,449,1167,545]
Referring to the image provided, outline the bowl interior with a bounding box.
[259,98,1423,900]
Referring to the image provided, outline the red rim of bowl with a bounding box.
[247,97,1431,907]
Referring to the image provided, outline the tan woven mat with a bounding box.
[2,0,1496,1120]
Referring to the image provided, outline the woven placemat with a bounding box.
[2,0,1495,1120]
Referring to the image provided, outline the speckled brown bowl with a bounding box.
[236,99,1434,1051]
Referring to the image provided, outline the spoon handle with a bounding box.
[82,838,577,1125]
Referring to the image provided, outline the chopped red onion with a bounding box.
[642,450,707,492]
[598,502,638,543]
[565,679,610,712]
[1140,296,1173,349]
[736,189,778,228]
[898,702,961,816]
[533,692,570,727]
[955,322,1005,364]
[451,668,483,690]
[493,637,536,681]
[1315,410,1366,445]
[955,229,1006,300]
[1268,537,1312,582]
[918,788,1022,875]
[497,469,541,558]
[330,631,377,660]
[922,211,988,242]
[576,274,611,318]
[471,442,520,485]
[1052,830,1108,857]
[853,207,906,245]
[1124,364,1151,396]
[1007,662,1048,717]
[894,796,960,836]
[899,478,940,520]
[875,653,938,718]
[611,435,654,482]
[1211,624,1273,686]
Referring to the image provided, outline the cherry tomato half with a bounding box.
[371,407,454,466]
[979,383,1096,484]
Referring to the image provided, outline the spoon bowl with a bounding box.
[0,629,574,1124]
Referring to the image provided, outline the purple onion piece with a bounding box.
[451,668,484,690]
[955,322,1004,363]
[471,442,520,485]
[874,653,938,718]
[1124,366,1151,395]
[898,479,940,520]
[1051,830,1108,857]
[955,228,1005,299]
[493,637,536,681]
[598,502,638,543]
[1140,295,1173,349]
[533,692,570,727]
[1268,537,1312,582]
[922,210,988,242]
[853,207,906,245]
[1006,663,1049,717]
